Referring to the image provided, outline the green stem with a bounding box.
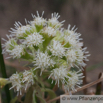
[0,38,11,103]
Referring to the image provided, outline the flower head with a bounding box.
[10,22,31,38]
[9,72,23,95]
[31,11,46,26]
[66,47,90,69]
[66,49,77,67]
[64,70,84,92]
[7,45,25,59]
[23,32,44,47]
[2,35,16,54]
[63,25,84,48]
[22,70,36,90]
[76,47,90,67]
[48,66,68,86]
[67,25,81,40]
[41,26,56,37]
[33,50,55,71]
[48,13,65,28]
[48,40,65,58]
[64,35,77,47]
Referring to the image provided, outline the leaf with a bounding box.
[36,93,46,103]
[0,38,11,103]
[35,70,45,88]
[35,85,43,97]
[33,88,46,103]
[24,86,33,103]
[42,88,56,103]
[10,97,17,103]
[32,90,37,103]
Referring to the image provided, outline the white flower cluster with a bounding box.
[9,70,35,95]
[2,11,90,94]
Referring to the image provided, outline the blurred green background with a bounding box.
[0,0,103,94]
